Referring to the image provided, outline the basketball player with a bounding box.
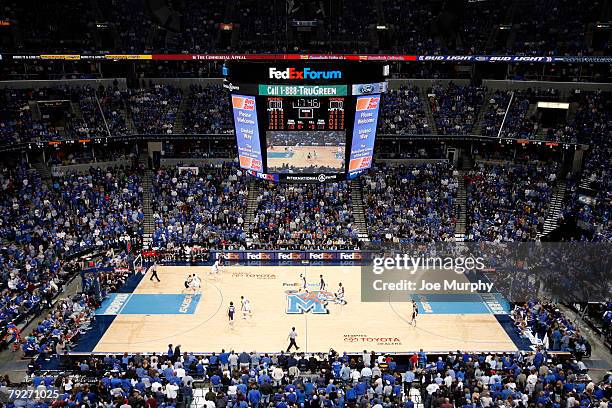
[335,282,346,305]
[149,263,160,282]
[191,274,202,293]
[218,252,226,267]
[319,275,327,291]
[240,296,252,319]
[184,274,193,292]
[211,259,220,277]
[300,273,307,292]
[228,302,235,329]
[411,300,419,326]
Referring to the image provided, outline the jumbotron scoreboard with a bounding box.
[226,62,387,182]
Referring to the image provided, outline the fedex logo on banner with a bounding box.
[339,252,363,260]
[277,252,304,260]
[246,253,272,260]
[269,67,342,80]
[232,96,255,110]
[309,253,335,260]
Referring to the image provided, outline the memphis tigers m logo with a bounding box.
[286,291,329,314]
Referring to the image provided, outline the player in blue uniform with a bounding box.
[228,301,236,329]
[411,300,419,326]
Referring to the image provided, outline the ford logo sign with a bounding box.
[359,84,374,94]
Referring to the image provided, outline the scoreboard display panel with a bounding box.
[227,61,387,182]
[267,97,345,131]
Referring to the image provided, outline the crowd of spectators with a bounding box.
[0,162,143,348]
[428,83,486,135]
[560,92,611,241]
[17,341,612,408]
[512,301,591,355]
[511,0,601,56]
[497,89,561,141]
[151,163,248,250]
[0,88,63,145]
[1,84,610,145]
[127,85,182,135]
[1,0,607,55]
[379,86,431,135]
[268,132,346,147]
[465,162,559,241]
[183,85,233,134]
[362,162,458,243]
[497,91,538,140]
[19,251,134,358]
[0,165,64,338]
[251,182,359,249]
[51,166,144,249]
[480,91,512,137]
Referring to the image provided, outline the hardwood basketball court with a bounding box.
[91,265,518,354]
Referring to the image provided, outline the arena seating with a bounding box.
[1,85,610,145]
[151,163,248,249]
[1,2,611,402]
[251,182,359,249]
[480,91,512,137]
[183,85,233,134]
[379,86,431,135]
[20,339,605,408]
[428,83,486,135]
[362,163,458,243]
[128,85,182,134]
[465,162,559,241]
[0,0,607,54]
[0,164,142,344]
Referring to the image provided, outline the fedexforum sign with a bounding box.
[268,67,342,80]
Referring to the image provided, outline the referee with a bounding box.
[150,263,160,282]
[287,327,300,352]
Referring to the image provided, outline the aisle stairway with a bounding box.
[140,152,155,249]
[350,179,370,242]
[173,94,188,134]
[244,179,261,231]
[454,170,468,242]
[537,181,567,239]
[473,90,492,135]
[421,89,439,135]
[123,106,137,134]
[32,160,53,183]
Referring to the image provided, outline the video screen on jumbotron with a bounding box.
[266,131,346,173]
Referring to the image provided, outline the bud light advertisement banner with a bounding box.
[348,95,380,176]
[231,94,263,172]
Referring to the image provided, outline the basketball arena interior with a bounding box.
[0,1,611,406]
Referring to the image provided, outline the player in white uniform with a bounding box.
[211,259,220,277]
[240,296,252,319]
[335,282,346,305]
[190,274,201,292]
